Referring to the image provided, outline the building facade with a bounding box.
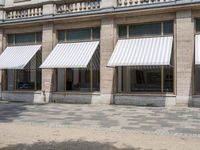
[0,0,200,107]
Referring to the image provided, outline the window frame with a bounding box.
[117,20,175,94]
[118,21,174,39]
[7,32,42,46]
[57,27,100,43]
[56,27,100,93]
[194,19,200,95]
[4,32,42,91]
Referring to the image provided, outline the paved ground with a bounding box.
[0,102,200,150]
[0,102,200,137]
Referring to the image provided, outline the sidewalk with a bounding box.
[0,102,200,149]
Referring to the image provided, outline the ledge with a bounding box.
[1,0,200,26]
[115,93,176,97]
[52,91,101,95]
[2,91,42,94]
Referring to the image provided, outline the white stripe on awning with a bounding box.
[40,41,99,68]
[0,45,41,69]
[195,34,200,65]
[107,36,173,67]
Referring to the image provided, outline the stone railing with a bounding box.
[56,0,100,14]
[118,0,176,7]
[6,7,43,20]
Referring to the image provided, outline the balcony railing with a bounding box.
[6,7,43,20]
[118,0,175,7]
[56,0,100,14]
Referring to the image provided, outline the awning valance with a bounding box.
[107,36,173,67]
[0,45,41,69]
[40,41,99,68]
[195,35,200,65]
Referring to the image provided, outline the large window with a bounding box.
[195,19,200,94]
[118,21,173,38]
[5,32,42,91]
[117,21,174,93]
[58,27,100,42]
[117,66,173,93]
[56,27,100,92]
[8,32,42,45]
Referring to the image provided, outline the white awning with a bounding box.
[40,41,99,68]
[107,36,173,67]
[0,45,41,69]
[195,34,200,65]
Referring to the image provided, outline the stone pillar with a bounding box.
[101,0,117,8]
[43,3,54,16]
[176,10,194,106]
[0,29,3,99]
[42,23,55,103]
[100,18,117,104]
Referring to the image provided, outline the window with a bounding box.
[163,21,174,35]
[7,32,42,45]
[196,19,200,33]
[57,27,100,92]
[117,66,173,93]
[118,25,127,38]
[58,27,100,42]
[5,32,42,91]
[119,21,174,38]
[129,23,161,37]
[195,67,200,94]
[195,19,200,94]
[117,21,174,93]
[56,49,100,92]
[5,51,42,91]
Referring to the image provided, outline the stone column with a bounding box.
[0,29,3,99]
[42,23,55,103]
[176,10,194,106]
[100,18,117,104]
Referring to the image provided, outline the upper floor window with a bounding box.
[7,32,42,46]
[58,27,100,43]
[196,19,200,33]
[118,21,174,38]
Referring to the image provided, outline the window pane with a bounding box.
[58,30,65,42]
[118,67,162,92]
[8,35,14,45]
[164,67,173,92]
[196,19,200,33]
[92,28,100,40]
[57,69,65,92]
[66,69,91,92]
[92,48,100,91]
[119,25,127,38]
[129,23,161,37]
[195,67,200,94]
[15,33,36,44]
[163,21,173,35]
[16,70,35,90]
[7,70,15,91]
[36,32,42,43]
[66,28,91,41]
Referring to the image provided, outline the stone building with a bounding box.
[0,0,199,107]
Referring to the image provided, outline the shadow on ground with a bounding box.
[0,140,151,150]
[0,102,32,122]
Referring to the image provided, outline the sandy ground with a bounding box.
[0,123,200,150]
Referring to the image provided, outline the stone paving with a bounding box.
[0,102,200,138]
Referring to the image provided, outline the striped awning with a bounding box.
[195,34,200,65]
[0,45,41,69]
[107,36,173,67]
[40,41,99,68]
